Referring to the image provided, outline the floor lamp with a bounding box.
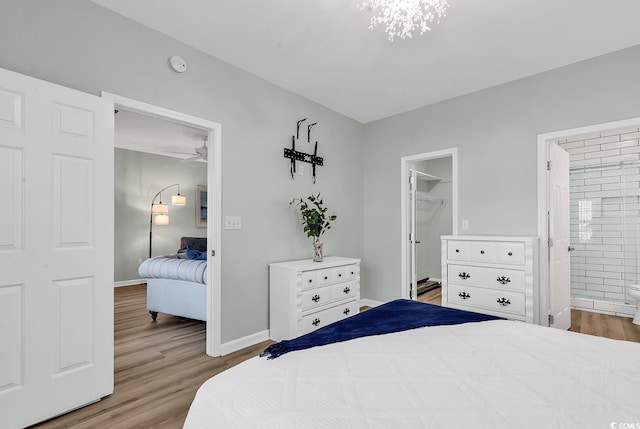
[149,183,186,258]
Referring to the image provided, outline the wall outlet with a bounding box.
[225,215,242,230]
[462,219,469,230]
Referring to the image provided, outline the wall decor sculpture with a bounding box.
[284,118,323,183]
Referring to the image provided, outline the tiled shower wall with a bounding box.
[555,125,640,305]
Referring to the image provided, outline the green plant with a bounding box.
[290,193,337,242]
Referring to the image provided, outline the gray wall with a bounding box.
[114,149,207,283]
[363,45,640,302]
[0,0,364,342]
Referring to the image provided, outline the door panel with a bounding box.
[409,169,417,299]
[0,67,113,428]
[549,143,571,330]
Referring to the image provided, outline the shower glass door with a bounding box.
[570,160,640,304]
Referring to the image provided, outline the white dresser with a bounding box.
[441,236,539,323]
[269,256,360,341]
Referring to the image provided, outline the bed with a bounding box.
[184,300,640,428]
[138,237,207,321]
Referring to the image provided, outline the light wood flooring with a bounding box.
[34,283,640,428]
[32,284,271,429]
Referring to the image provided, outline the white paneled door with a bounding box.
[0,67,114,428]
[549,143,571,330]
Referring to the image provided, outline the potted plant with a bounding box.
[290,193,337,262]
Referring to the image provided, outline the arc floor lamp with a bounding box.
[149,183,186,258]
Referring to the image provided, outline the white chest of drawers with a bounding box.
[269,256,360,341]
[441,236,539,323]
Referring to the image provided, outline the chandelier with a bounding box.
[360,0,450,41]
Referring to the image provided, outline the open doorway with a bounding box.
[401,148,458,302]
[102,92,223,356]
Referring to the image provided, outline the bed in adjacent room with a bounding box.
[184,300,640,428]
[138,237,207,321]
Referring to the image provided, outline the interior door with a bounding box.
[409,168,418,300]
[0,67,114,428]
[548,143,571,330]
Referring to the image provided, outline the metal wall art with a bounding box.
[284,118,323,183]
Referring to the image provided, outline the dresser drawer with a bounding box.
[469,242,496,263]
[496,242,525,265]
[447,241,470,261]
[302,301,359,334]
[448,265,483,286]
[301,271,317,289]
[301,285,333,310]
[332,281,357,301]
[484,268,525,292]
[315,268,333,286]
[342,264,358,281]
[448,284,525,316]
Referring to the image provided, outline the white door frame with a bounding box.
[400,148,458,299]
[537,116,640,324]
[101,92,223,357]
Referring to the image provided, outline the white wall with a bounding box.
[114,148,207,283]
[0,0,364,343]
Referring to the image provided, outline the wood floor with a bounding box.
[32,284,271,429]
[33,283,640,428]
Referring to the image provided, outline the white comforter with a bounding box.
[184,320,640,428]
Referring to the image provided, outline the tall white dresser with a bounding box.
[441,236,539,323]
[269,256,360,341]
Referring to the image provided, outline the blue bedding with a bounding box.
[261,299,502,359]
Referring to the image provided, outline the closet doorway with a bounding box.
[401,148,458,302]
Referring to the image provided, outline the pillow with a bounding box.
[186,245,207,260]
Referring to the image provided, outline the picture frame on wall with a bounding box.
[195,185,207,228]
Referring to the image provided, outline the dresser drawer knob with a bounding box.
[312,294,320,302]
[497,298,511,306]
[308,279,313,284]
[496,276,511,285]
[458,291,471,300]
[338,273,342,278]
[508,252,513,256]
[458,272,471,280]
[324,276,328,280]
[455,249,460,253]
[350,271,354,275]
[312,318,321,326]
[343,308,350,315]
[480,250,485,255]
[343,286,351,294]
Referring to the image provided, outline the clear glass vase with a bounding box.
[313,241,323,262]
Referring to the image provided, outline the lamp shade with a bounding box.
[153,213,170,225]
[172,194,186,206]
[151,202,168,215]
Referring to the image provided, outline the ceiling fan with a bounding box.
[164,136,208,162]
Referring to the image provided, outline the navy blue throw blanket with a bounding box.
[261,299,502,359]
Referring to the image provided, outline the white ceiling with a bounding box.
[114,109,207,159]
[94,0,640,124]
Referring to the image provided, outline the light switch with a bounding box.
[225,216,242,230]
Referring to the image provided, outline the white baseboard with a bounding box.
[114,279,146,288]
[220,329,271,356]
[571,297,637,318]
[360,298,384,308]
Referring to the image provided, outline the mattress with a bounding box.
[138,255,206,284]
[184,319,640,428]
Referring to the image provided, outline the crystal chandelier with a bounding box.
[360,0,449,41]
